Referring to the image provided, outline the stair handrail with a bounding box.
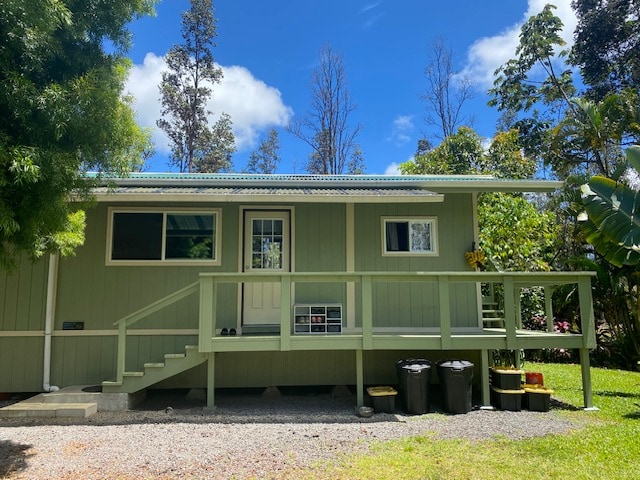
[113,281,199,383]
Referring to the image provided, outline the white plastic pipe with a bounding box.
[43,253,60,392]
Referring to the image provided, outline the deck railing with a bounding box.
[112,281,199,383]
[111,271,595,383]
[198,271,596,353]
[110,270,597,408]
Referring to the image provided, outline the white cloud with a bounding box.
[125,52,293,154]
[359,1,384,29]
[384,162,402,175]
[359,1,382,14]
[388,115,415,146]
[460,0,577,88]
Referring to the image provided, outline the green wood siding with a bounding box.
[293,203,346,306]
[55,203,239,333]
[354,196,478,329]
[0,257,48,331]
[0,338,44,391]
[50,336,116,387]
[0,257,48,391]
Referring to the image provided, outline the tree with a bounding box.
[245,128,281,174]
[489,4,575,115]
[571,0,640,100]
[421,37,476,141]
[401,128,554,272]
[483,129,536,179]
[157,0,235,173]
[551,95,629,178]
[0,0,155,271]
[478,193,558,272]
[488,4,577,178]
[400,127,484,175]
[288,44,363,174]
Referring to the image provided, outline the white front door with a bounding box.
[242,211,290,326]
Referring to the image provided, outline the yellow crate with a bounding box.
[366,386,397,413]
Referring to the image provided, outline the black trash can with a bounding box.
[396,358,432,414]
[437,360,474,414]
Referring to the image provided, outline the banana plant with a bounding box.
[580,145,640,267]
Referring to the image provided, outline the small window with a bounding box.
[108,209,220,265]
[383,217,437,255]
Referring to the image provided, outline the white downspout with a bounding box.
[43,253,60,392]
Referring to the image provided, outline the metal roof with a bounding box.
[89,173,562,203]
[92,185,445,204]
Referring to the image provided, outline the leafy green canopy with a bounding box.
[401,127,557,272]
[571,0,640,100]
[0,0,155,271]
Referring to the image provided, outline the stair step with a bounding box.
[123,371,144,377]
[185,345,199,351]
[482,309,503,314]
[165,353,186,359]
[102,380,123,387]
[0,402,97,418]
[144,363,165,368]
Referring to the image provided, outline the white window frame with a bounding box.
[106,207,222,266]
[381,216,438,256]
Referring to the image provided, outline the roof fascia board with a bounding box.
[92,192,446,204]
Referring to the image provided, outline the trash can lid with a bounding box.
[401,363,431,371]
[396,358,430,365]
[438,360,473,370]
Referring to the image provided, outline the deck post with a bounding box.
[280,275,291,351]
[503,276,517,352]
[356,349,364,407]
[206,353,216,410]
[544,286,555,332]
[199,276,215,352]
[578,276,597,410]
[438,275,452,349]
[514,287,522,329]
[514,287,523,368]
[580,348,596,410]
[480,349,491,408]
[361,275,373,350]
[578,277,597,349]
[116,322,126,383]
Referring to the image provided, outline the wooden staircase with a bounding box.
[102,345,207,394]
[482,301,505,328]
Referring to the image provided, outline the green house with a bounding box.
[0,173,596,409]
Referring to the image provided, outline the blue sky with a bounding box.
[125,0,576,174]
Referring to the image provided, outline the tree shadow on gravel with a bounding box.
[0,440,32,477]
[0,386,575,428]
[129,386,408,425]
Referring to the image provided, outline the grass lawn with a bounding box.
[293,363,640,480]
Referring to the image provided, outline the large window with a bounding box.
[382,217,437,255]
[108,209,220,265]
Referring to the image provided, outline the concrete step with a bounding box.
[0,401,97,418]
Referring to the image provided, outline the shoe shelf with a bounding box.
[293,304,342,334]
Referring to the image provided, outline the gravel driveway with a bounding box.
[0,388,581,479]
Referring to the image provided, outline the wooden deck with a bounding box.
[111,271,597,410]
